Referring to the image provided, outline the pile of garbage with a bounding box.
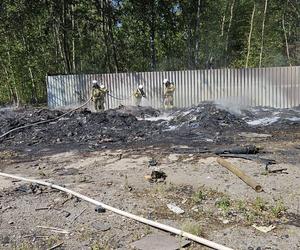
[0,107,162,149]
[168,103,249,132]
[243,106,300,127]
[1,103,300,153]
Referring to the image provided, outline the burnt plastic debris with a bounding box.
[148,159,158,167]
[151,170,167,181]
[95,205,106,213]
[214,145,259,155]
[1,103,300,153]
[15,183,39,193]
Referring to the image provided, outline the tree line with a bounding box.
[0,0,299,105]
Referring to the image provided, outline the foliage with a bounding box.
[215,196,231,212]
[182,220,202,236]
[0,0,298,104]
[192,189,206,204]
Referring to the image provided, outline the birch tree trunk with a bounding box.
[2,63,15,104]
[71,3,76,73]
[54,23,67,73]
[62,0,71,73]
[225,0,235,52]
[194,0,201,67]
[220,12,226,38]
[6,49,19,106]
[22,35,38,103]
[282,14,291,66]
[224,0,235,67]
[259,0,268,68]
[246,2,256,68]
[150,0,156,71]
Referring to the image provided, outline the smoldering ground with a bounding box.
[1,102,300,156]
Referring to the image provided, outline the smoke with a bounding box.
[0,106,17,112]
[214,97,251,114]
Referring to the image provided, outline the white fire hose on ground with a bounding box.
[0,172,233,250]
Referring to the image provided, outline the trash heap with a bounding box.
[1,103,300,153]
[168,103,248,132]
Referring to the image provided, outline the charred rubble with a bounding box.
[0,103,300,154]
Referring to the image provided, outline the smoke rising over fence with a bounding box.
[47,66,300,110]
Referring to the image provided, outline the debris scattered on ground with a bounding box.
[144,175,152,181]
[167,203,185,215]
[217,158,263,192]
[148,158,158,167]
[145,169,167,182]
[15,183,41,194]
[222,219,230,224]
[131,233,190,250]
[1,103,300,249]
[252,224,276,233]
[71,208,87,224]
[95,205,106,213]
[145,169,167,183]
[1,103,300,155]
[238,132,272,138]
[47,241,64,250]
[218,154,276,168]
[91,222,111,232]
[36,226,69,234]
[215,145,260,155]
[265,165,288,174]
[1,206,12,212]
[56,167,79,176]
[1,235,10,245]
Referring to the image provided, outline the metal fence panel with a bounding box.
[47,66,300,110]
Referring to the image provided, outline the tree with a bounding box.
[0,0,297,105]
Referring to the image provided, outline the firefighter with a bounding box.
[91,80,108,112]
[133,84,146,106]
[163,79,175,109]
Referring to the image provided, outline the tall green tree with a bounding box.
[0,0,298,105]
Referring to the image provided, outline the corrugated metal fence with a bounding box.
[47,66,300,109]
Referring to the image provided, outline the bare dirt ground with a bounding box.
[0,104,300,250]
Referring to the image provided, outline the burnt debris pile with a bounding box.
[0,108,64,134]
[0,107,159,149]
[1,103,300,152]
[116,105,161,118]
[169,103,248,131]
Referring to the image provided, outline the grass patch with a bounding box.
[233,197,287,224]
[271,200,287,218]
[14,243,35,250]
[253,197,267,212]
[182,221,202,236]
[215,196,231,213]
[90,242,110,250]
[192,190,206,204]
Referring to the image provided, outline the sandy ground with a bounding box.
[0,138,300,250]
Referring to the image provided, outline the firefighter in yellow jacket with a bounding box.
[163,79,175,109]
[91,80,108,112]
[133,84,146,106]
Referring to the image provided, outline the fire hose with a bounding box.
[108,93,131,101]
[0,172,233,250]
[0,98,92,140]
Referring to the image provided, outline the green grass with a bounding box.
[215,196,231,213]
[182,221,202,236]
[90,242,110,250]
[192,190,206,204]
[271,200,286,218]
[253,197,267,212]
